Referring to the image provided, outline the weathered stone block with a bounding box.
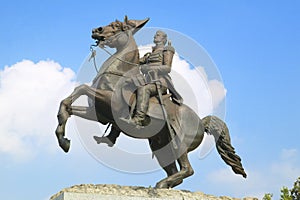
[50,184,258,200]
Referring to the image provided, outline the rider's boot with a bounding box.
[121,89,150,127]
[94,125,121,147]
[126,110,146,127]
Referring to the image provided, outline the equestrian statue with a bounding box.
[55,16,247,188]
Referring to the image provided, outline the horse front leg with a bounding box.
[70,106,98,121]
[55,85,83,152]
[55,84,108,152]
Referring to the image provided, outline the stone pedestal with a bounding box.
[50,184,258,200]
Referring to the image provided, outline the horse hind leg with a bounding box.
[153,157,183,188]
[155,152,194,188]
[162,163,183,188]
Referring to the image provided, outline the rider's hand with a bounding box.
[140,64,150,74]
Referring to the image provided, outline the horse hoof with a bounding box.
[59,138,71,153]
[155,181,169,189]
[93,136,114,147]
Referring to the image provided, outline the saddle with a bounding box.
[121,85,182,138]
[121,85,184,145]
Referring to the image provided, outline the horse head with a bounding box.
[91,16,149,49]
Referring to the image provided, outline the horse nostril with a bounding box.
[97,27,103,32]
[92,27,103,33]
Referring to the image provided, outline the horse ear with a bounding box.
[122,24,130,31]
[124,15,128,24]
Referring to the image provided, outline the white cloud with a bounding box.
[207,167,268,198]
[205,148,300,199]
[280,148,298,161]
[208,79,227,109]
[0,60,76,161]
[271,149,300,183]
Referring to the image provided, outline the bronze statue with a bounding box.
[55,16,247,188]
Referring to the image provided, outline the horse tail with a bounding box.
[202,115,247,178]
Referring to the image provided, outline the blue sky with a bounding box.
[0,1,300,199]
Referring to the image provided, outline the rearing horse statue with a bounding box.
[55,16,247,188]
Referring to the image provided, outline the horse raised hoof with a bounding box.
[93,136,114,147]
[59,138,71,153]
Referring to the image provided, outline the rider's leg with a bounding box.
[106,125,121,144]
[120,83,167,126]
[131,84,167,126]
[132,83,157,126]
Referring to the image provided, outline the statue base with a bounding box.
[50,184,257,200]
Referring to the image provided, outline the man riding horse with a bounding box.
[123,30,183,126]
[99,30,183,146]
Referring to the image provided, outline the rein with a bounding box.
[89,44,99,73]
[100,47,139,67]
[89,44,139,69]
[89,30,139,74]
